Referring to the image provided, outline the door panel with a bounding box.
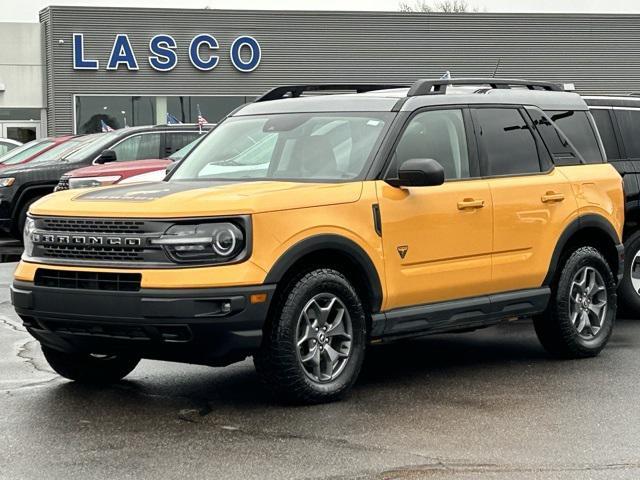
[489,169,578,292]
[377,179,493,310]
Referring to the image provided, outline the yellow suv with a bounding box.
[11,79,625,404]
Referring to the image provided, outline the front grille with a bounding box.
[55,177,69,192]
[34,268,142,292]
[40,217,146,234]
[30,216,173,266]
[41,244,145,262]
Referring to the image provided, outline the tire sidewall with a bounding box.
[279,270,367,397]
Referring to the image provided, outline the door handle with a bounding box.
[541,191,565,203]
[457,198,485,210]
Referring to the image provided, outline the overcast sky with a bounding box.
[3,0,640,22]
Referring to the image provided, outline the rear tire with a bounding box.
[618,231,640,316]
[42,346,140,383]
[254,268,367,404]
[534,246,617,358]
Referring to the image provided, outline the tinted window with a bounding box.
[614,109,640,158]
[112,133,161,161]
[474,108,540,176]
[546,111,602,163]
[590,109,620,160]
[164,131,200,157]
[395,109,470,180]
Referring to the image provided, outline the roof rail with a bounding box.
[256,84,408,102]
[407,78,565,97]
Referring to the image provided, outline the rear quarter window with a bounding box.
[546,110,603,163]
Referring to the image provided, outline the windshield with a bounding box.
[168,137,202,162]
[4,135,98,165]
[63,130,121,162]
[0,139,55,165]
[171,113,393,182]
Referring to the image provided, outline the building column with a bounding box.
[156,96,167,125]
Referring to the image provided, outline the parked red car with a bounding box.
[0,136,80,168]
[58,136,203,190]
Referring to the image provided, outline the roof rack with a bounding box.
[256,84,408,102]
[407,78,565,97]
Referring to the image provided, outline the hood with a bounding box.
[67,159,171,179]
[0,159,67,176]
[30,180,364,217]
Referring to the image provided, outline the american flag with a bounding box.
[100,119,114,132]
[196,104,208,133]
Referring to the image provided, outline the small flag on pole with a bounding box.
[196,104,208,133]
[440,70,452,80]
[100,119,114,132]
[166,112,181,124]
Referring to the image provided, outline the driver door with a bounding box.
[377,108,493,310]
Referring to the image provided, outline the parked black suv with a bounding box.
[0,124,210,240]
[583,96,640,312]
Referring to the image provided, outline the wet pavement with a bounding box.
[1,261,639,479]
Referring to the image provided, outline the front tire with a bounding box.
[42,346,140,383]
[534,246,617,358]
[254,268,367,404]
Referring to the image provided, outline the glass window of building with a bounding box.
[166,96,254,124]
[76,96,157,134]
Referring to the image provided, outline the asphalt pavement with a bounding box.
[1,261,640,480]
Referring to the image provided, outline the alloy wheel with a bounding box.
[295,293,353,383]
[569,266,608,340]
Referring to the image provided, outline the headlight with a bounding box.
[68,175,121,189]
[0,177,15,187]
[23,217,36,257]
[151,222,245,263]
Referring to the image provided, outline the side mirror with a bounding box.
[96,149,117,164]
[389,158,445,187]
[165,161,178,176]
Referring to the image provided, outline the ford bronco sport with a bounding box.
[11,79,625,404]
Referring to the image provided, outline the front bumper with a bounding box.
[11,280,276,366]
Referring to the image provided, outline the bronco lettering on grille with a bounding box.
[33,233,142,247]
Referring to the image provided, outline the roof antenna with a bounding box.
[492,58,502,78]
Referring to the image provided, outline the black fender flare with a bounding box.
[264,234,383,313]
[12,183,57,218]
[543,214,622,286]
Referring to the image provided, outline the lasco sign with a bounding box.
[73,33,261,72]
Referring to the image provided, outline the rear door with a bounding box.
[472,106,577,293]
[590,107,637,212]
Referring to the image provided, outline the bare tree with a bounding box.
[399,0,482,12]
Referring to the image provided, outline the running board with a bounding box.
[371,288,550,340]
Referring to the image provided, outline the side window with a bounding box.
[0,142,10,156]
[614,109,640,159]
[545,111,603,163]
[394,109,471,180]
[164,132,200,157]
[112,133,161,162]
[474,108,541,176]
[590,109,621,160]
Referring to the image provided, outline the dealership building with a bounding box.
[1,6,639,140]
